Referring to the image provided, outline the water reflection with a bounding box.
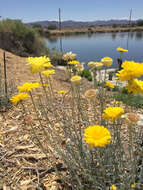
[111,33,117,40]
[119,33,125,38]
[135,31,143,40]
[129,32,134,39]
[47,37,58,43]
[59,38,63,52]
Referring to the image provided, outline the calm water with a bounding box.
[46,31,143,68]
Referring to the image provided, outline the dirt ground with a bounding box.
[0,49,93,190]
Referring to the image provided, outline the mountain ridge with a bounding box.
[26,19,137,28]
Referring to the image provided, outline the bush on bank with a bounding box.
[0,19,47,56]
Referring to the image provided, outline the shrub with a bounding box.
[80,69,92,81]
[0,19,47,56]
[47,25,57,30]
[49,50,66,66]
[136,20,143,26]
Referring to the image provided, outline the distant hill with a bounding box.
[26,19,136,28]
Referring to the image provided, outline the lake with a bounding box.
[45,31,143,68]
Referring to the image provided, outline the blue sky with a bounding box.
[0,0,143,23]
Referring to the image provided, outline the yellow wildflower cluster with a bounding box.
[116,61,143,81]
[101,57,113,67]
[18,82,39,92]
[68,60,79,65]
[42,69,55,77]
[62,51,76,61]
[84,125,111,148]
[10,93,29,105]
[70,75,81,85]
[126,79,143,95]
[117,47,128,53]
[106,81,115,88]
[27,56,53,74]
[103,107,124,121]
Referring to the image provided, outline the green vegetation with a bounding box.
[80,69,92,81]
[136,20,143,26]
[47,25,57,30]
[0,19,47,56]
[49,50,66,66]
[115,93,143,108]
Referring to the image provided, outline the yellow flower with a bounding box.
[110,184,117,190]
[84,125,111,148]
[10,93,29,105]
[117,47,128,53]
[84,89,97,101]
[116,61,143,81]
[101,57,113,67]
[106,81,115,88]
[88,61,103,70]
[68,60,79,65]
[27,56,52,74]
[40,83,49,87]
[71,75,81,85]
[103,107,124,121]
[131,184,135,188]
[115,101,121,105]
[18,82,39,92]
[126,79,143,95]
[62,51,76,61]
[42,69,55,77]
[58,90,67,94]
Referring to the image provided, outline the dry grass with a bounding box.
[48,26,143,36]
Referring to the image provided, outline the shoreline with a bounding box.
[45,26,143,37]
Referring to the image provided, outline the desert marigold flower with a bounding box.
[70,75,81,85]
[126,79,143,95]
[117,47,128,53]
[40,83,49,87]
[68,60,79,65]
[62,51,76,61]
[18,82,39,92]
[84,89,97,101]
[27,56,52,74]
[106,81,115,88]
[84,125,111,148]
[110,184,117,190]
[103,107,124,121]
[10,93,29,105]
[42,69,55,77]
[58,90,67,94]
[101,57,113,67]
[115,101,121,105]
[88,61,103,70]
[131,184,135,188]
[116,61,143,81]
